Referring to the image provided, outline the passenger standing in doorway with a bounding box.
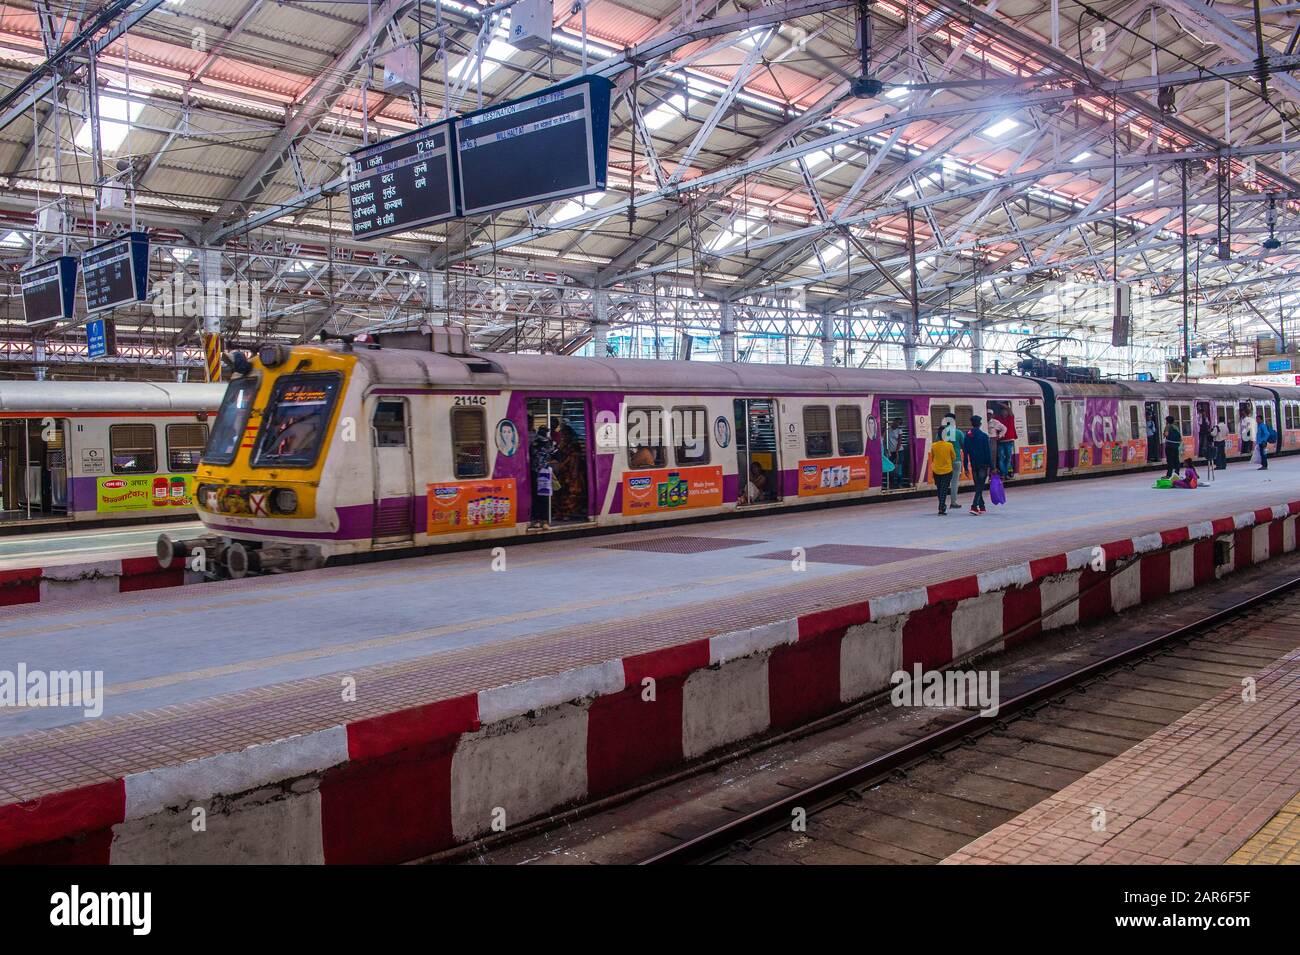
[1145,410,1160,461]
[941,413,964,511]
[1197,414,1214,471]
[1163,416,1182,478]
[963,415,993,515]
[1211,419,1228,471]
[927,435,956,515]
[990,403,1017,479]
[885,420,902,489]
[528,425,555,527]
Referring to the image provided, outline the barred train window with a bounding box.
[836,405,864,455]
[1025,405,1045,445]
[111,424,157,474]
[626,407,666,468]
[673,406,709,465]
[451,407,487,478]
[930,405,951,443]
[955,405,974,429]
[166,423,209,472]
[803,405,832,457]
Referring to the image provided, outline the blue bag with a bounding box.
[988,474,1006,506]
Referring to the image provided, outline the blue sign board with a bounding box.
[86,318,107,358]
[1267,359,1292,372]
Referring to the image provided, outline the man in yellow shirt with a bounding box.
[927,438,956,515]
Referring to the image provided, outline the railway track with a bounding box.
[641,574,1300,865]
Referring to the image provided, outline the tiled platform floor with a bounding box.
[943,644,1300,865]
[1227,791,1300,864]
[0,462,1298,805]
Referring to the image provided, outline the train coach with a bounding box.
[169,329,1294,577]
[0,380,225,530]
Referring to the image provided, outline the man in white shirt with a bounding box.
[1210,420,1228,470]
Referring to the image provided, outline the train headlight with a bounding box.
[271,488,298,514]
[258,343,289,368]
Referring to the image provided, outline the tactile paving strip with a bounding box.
[751,543,947,566]
[597,535,766,554]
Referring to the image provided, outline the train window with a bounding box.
[1218,404,1238,433]
[836,406,864,455]
[111,424,157,474]
[626,407,666,468]
[803,405,833,457]
[672,406,710,466]
[166,424,209,472]
[1287,404,1298,430]
[373,401,407,448]
[1025,405,1045,444]
[203,376,258,466]
[252,373,342,468]
[1175,404,1193,437]
[930,405,952,442]
[1128,406,1141,441]
[451,407,488,478]
[955,405,974,429]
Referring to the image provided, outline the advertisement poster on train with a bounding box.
[621,465,723,515]
[426,478,516,533]
[1082,397,1120,452]
[1018,445,1046,475]
[96,474,195,512]
[797,456,870,496]
[1126,439,1148,463]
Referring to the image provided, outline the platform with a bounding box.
[943,642,1300,865]
[3,461,1300,862]
[0,521,204,572]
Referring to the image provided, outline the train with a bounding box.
[164,328,1300,577]
[0,380,225,530]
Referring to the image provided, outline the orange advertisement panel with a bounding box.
[622,465,724,515]
[1126,440,1148,463]
[426,478,516,534]
[1018,444,1046,475]
[1077,445,1094,468]
[798,456,870,496]
[1181,436,1195,460]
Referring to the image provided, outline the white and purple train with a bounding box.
[170,329,1300,576]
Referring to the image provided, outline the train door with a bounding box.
[1144,401,1161,461]
[526,397,591,524]
[734,398,781,505]
[1239,400,1255,452]
[0,417,67,521]
[879,398,912,489]
[370,399,414,544]
[1195,401,1212,458]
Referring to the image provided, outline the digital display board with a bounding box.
[82,231,150,314]
[454,74,612,218]
[20,256,77,325]
[348,120,456,240]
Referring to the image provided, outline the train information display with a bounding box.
[455,75,612,218]
[82,231,150,314]
[20,256,77,325]
[347,120,456,240]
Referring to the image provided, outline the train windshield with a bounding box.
[202,376,259,466]
[251,373,341,468]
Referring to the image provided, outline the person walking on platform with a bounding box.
[1211,419,1228,470]
[927,434,956,515]
[1163,415,1182,479]
[941,413,964,511]
[963,415,993,515]
[1256,418,1273,470]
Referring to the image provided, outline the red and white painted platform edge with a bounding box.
[2,500,1299,863]
[0,554,197,607]
[942,645,1300,865]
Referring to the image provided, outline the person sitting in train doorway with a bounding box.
[988,402,1016,480]
[941,413,964,512]
[926,433,956,515]
[743,460,768,503]
[550,423,587,521]
[963,415,993,515]
[1211,418,1228,471]
[1163,415,1182,479]
[528,425,555,527]
[1172,458,1199,489]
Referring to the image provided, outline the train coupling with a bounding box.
[157,534,323,579]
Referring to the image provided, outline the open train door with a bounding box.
[734,398,781,505]
[1144,401,1161,462]
[370,398,414,544]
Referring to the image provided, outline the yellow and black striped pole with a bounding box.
[202,332,222,383]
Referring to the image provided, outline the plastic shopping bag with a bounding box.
[989,474,1006,506]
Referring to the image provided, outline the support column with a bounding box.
[199,247,224,382]
[896,310,917,368]
[820,310,835,366]
[33,338,47,381]
[720,300,736,362]
[592,288,610,357]
[970,321,984,374]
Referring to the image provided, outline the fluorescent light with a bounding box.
[1070,151,1092,163]
[885,87,909,100]
[645,94,687,130]
[448,37,515,86]
[74,84,144,153]
[982,117,1021,139]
